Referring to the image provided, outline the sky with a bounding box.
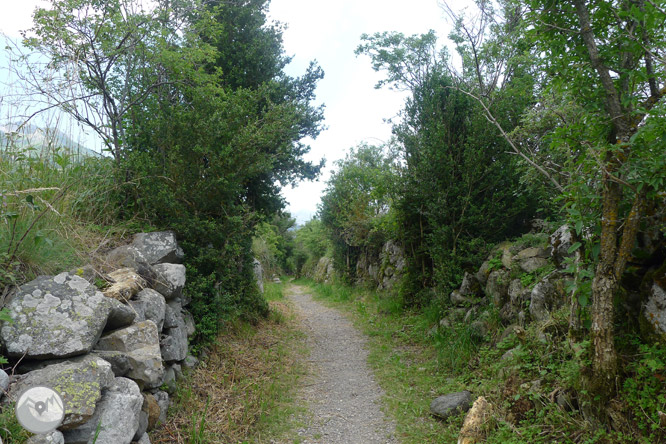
[0,0,461,224]
[268,0,457,223]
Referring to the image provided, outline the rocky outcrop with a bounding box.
[0,232,195,443]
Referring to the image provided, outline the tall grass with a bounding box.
[0,130,118,292]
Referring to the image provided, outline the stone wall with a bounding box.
[356,240,406,291]
[0,231,198,444]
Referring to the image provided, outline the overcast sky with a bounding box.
[0,0,459,224]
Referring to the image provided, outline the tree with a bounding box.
[357,30,540,299]
[319,144,397,280]
[525,0,666,395]
[16,0,190,163]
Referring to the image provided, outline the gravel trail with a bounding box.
[286,285,397,444]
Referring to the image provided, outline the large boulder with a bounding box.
[103,268,146,302]
[129,289,166,332]
[430,391,473,420]
[63,377,143,444]
[153,264,186,301]
[95,320,164,389]
[160,316,188,363]
[132,232,184,265]
[8,355,114,429]
[1,273,112,359]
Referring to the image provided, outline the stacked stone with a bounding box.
[0,232,198,444]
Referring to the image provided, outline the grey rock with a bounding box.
[501,348,517,360]
[153,390,169,425]
[253,258,264,293]
[519,257,549,273]
[486,269,509,308]
[172,363,183,381]
[134,410,149,441]
[0,369,8,393]
[1,273,112,359]
[430,391,473,419]
[514,246,549,260]
[63,377,143,444]
[183,309,195,337]
[549,225,574,266]
[26,431,64,444]
[459,272,481,296]
[160,316,188,363]
[163,301,182,329]
[643,283,666,338]
[475,260,491,286]
[508,279,529,306]
[132,231,184,265]
[182,355,199,370]
[161,366,177,394]
[91,350,131,377]
[450,290,473,306]
[529,279,560,322]
[95,320,164,389]
[69,265,97,284]
[132,289,166,332]
[105,299,137,331]
[105,246,158,288]
[8,355,114,429]
[153,264,186,300]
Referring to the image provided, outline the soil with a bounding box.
[284,285,397,444]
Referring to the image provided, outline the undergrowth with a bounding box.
[299,279,659,444]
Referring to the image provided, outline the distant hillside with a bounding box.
[0,124,102,161]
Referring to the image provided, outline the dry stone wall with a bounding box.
[0,231,197,444]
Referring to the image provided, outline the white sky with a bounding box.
[0,0,461,224]
[269,0,457,223]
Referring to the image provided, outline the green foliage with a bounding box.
[622,339,666,440]
[358,30,541,301]
[292,218,332,277]
[252,213,297,277]
[0,138,117,289]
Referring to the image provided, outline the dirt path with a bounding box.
[285,285,397,444]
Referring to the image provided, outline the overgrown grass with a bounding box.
[151,283,308,443]
[299,279,649,444]
[0,142,125,290]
